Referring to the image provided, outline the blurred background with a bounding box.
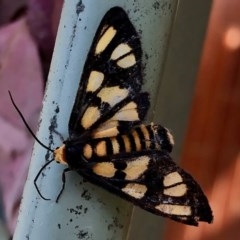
[0,0,240,239]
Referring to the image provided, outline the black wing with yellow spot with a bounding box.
[69,7,149,139]
[78,150,213,226]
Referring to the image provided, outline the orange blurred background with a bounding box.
[164,0,240,239]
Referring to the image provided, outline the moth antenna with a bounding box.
[34,159,55,201]
[8,91,54,152]
[9,91,56,200]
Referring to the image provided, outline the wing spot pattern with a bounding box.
[112,109,139,121]
[110,101,139,122]
[111,43,132,60]
[95,26,117,55]
[86,71,104,92]
[92,126,119,139]
[124,156,150,180]
[163,172,183,187]
[122,183,147,199]
[96,120,119,132]
[116,54,136,68]
[155,204,192,216]
[93,162,116,178]
[120,101,137,111]
[81,106,101,129]
[164,184,187,197]
[97,86,129,107]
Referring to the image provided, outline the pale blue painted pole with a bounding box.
[13,1,178,239]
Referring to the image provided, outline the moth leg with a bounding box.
[56,167,71,203]
[34,159,54,201]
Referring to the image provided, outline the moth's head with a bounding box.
[54,145,68,165]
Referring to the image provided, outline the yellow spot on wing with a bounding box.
[109,101,139,122]
[120,101,137,111]
[155,204,191,216]
[95,26,117,54]
[124,156,150,180]
[92,126,119,139]
[97,120,119,131]
[86,71,104,92]
[111,43,132,60]
[116,54,136,68]
[164,184,187,197]
[122,183,147,199]
[97,86,128,107]
[112,109,139,121]
[81,107,100,129]
[93,162,116,178]
[163,172,183,187]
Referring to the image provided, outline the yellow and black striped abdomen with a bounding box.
[82,124,174,160]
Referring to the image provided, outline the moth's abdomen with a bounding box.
[82,124,174,160]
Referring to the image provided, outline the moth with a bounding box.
[10,7,213,226]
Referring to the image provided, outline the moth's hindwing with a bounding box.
[69,7,149,138]
[78,150,213,226]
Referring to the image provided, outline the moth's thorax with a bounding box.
[54,145,68,165]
